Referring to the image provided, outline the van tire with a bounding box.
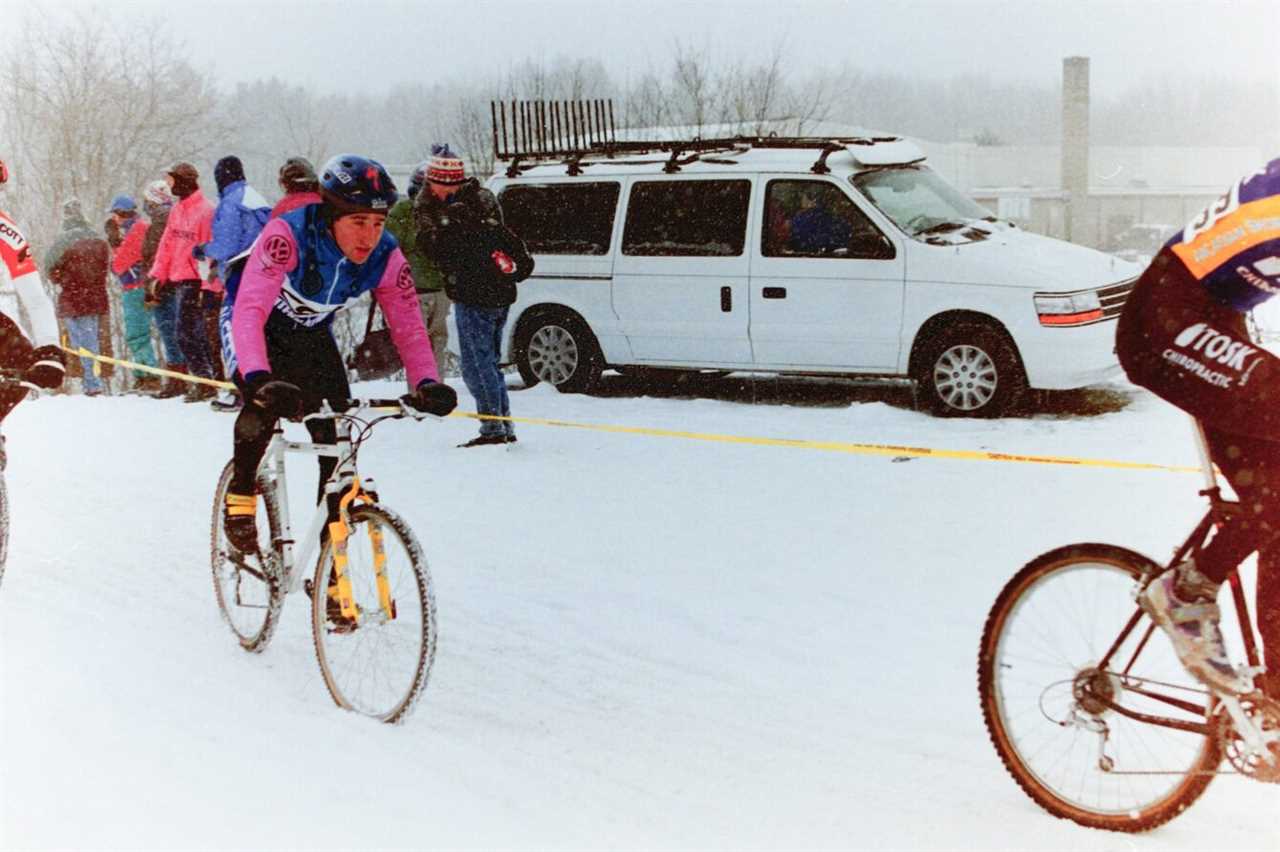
[914,322,1026,417]
[515,311,603,394]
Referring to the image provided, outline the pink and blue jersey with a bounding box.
[228,204,438,388]
[1167,158,1280,311]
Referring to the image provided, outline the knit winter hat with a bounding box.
[426,144,466,185]
[61,198,89,230]
[109,195,136,213]
[143,179,173,206]
[278,156,319,193]
[213,156,245,194]
[167,162,199,198]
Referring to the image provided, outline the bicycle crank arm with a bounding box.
[224,550,275,585]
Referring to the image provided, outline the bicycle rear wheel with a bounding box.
[210,459,284,652]
[311,503,435,723]
[978,543,1222,832]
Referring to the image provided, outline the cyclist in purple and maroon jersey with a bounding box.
[1116,158,1280,699]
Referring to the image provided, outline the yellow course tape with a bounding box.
[62,345,1198,473]
[63,345,234,389]
[454,413,1201,473]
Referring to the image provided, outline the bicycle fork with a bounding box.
[326,477,396,626]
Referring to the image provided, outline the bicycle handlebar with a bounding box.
[297,396,440,423]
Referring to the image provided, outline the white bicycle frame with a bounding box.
[257,398,425,595]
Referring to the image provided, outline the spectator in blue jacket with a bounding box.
[201,156,271,266]
[199,155,270,410]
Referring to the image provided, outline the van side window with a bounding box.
[764,180,894,260]
[622,180,751,257]
[499,182,621,255]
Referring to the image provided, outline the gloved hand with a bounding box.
[147,279,170,303]
[438,202,476,232]
[23,346,66,389]
[192,243,207,261]
[491,249,516,275]
[245,372,303,419]
[403,379,457,416]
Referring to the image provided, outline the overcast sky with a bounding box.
[17,0,1280,96]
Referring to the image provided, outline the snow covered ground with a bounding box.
[0,373,1275,850]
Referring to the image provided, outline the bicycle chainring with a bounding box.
[1217,693,1280,783]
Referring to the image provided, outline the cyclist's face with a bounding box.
[332,212,387,263]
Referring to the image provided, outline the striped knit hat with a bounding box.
[426,143,466,185]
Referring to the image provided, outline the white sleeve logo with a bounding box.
[1184,180,1242,242]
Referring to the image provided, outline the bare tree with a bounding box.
[0,11,225,249]
[669,40,724,134]
[724,42,787,135]
[449,93,498,179]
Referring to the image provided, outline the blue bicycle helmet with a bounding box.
[319,154,398,215]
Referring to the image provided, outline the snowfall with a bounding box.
[0,369,1276,851]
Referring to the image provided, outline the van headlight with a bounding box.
[1034,290,1103,326]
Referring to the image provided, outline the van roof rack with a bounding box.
[490,99,923,178]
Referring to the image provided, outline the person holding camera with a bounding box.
[413,144,533,447]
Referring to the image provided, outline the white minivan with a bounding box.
[487,137,1140,416]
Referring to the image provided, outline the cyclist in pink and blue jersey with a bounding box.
[221,154,457,554]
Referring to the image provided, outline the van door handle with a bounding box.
[720,286,732,312]
[763,287,787,299]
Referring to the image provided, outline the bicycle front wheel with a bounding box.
[210,459,284,653]
[311,503,436,724]
[978,543,1222,832]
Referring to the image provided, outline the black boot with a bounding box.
[154,365,187,399]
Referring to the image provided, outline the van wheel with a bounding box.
[516,312,603,394]
[915,323,1026,417]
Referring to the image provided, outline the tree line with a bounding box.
[2,9,1275,251]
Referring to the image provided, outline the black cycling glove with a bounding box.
[404,379,457,416]
[23,346,66,389]
[244,372,304,419]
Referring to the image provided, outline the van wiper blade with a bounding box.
[915,221,967,236]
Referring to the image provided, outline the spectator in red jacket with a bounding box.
[45,199,111,395]
[108,195,162,394]
[149,162,216,402]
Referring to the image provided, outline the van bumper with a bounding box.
[1018,318,1124,390]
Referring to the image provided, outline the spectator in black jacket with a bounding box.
[413,144,533,447]
[45,200,111,395]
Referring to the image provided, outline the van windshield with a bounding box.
[850,166,992,241]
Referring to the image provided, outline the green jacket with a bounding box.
[386,198,444,293]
